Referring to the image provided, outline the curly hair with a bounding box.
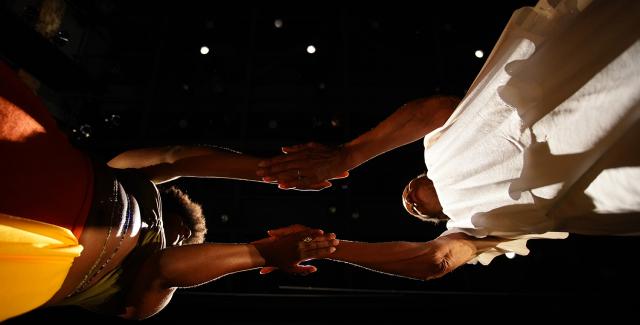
[159,186,207,245]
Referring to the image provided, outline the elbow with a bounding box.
[119,306,165,321]
[119,307,148,320]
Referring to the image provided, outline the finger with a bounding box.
[281,142,315,154]
[260,267,277,275]
[261,176,279,183]
[296,229,325,242]
[278,179,330,191]
[302,239,340,251]
[258,163,306,178]
[267,224,313,237]
[282,142,322,154]
[284,264,317,275]
[271,172,301,184]
[311,233,336,241]
[301,247,337,259]
[329,171,350,179]
[296,181,332,191]
[268,161,309,175]
[257,153,305,169]
[277,177,314,189]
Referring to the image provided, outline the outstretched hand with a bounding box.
[252,224,339,276]
[256,142,350,191]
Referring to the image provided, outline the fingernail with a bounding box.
[329,247,336,253]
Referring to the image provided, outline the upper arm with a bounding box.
[411,95,459,129]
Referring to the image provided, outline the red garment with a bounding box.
[0,60,93,239]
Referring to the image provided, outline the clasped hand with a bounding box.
[256,142,350,191]
[251,224,339,275]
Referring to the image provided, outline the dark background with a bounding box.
[2,0,638,323]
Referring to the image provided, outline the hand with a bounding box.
[256,142,350,191]
[252,224,339,275]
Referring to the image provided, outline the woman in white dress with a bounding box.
[257,0,640,278]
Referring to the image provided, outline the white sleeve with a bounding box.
[440,228,568,265]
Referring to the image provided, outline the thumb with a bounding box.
[331,171,350,179]
[286,264,318,275]
[282,142,318,154]
[267,224,313,237]
[260,267,277,275]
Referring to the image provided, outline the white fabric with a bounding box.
[423,0,640,265]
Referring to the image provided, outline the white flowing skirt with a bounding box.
[423,0,640,264]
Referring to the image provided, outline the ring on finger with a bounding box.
[302,236,313,243]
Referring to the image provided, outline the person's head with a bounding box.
[402,172,448,223]
[159,186,207,246]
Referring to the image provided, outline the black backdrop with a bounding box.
[2,0,638,322]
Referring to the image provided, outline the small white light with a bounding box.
[505,252,516,259]
[200,46,210,55]
[306,45,316,54]
[274,19,283,28]
[474,50,484,58]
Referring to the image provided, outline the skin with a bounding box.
[39,146,341,319]
[256,96,459,190]
[255,95,509,279]
[266,225,505,281]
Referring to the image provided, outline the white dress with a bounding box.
[423,0,640,265]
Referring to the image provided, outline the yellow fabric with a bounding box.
[0,214,83,322]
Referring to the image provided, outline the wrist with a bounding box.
[340,142,363,170]
[248,243,267,267]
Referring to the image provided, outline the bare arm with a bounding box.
[343,95,459,170]
[257,96,459,189]
[328,233,505,281]
[121,227,338,320]
[108,145,264,184]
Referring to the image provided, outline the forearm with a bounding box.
[108,145,214,169]
[329,234,499,281]
[143,150,263,183]
[114,146,265,183]
[154,243,265,288]
[342,96,458,169]
[328,241,448,280]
